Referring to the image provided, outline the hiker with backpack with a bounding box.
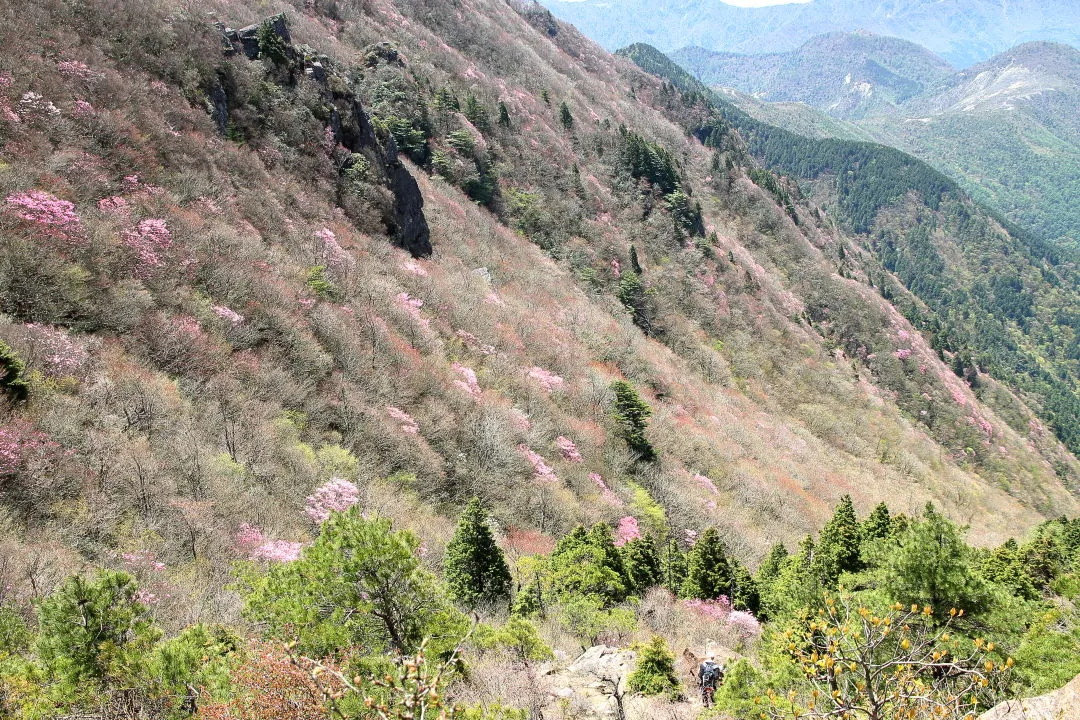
[698,652,724,707]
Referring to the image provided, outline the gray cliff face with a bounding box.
[217,14,431,257]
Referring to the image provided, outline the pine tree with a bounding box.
[37,571,161,688]
[872,503,990,618]
[629,245,643,275]
[445,498,512,608]
[861,502,892,543]
[463,94,490,132]
[621,535,661,595]
[540,88,550,105]
[729,558,759,613]
[681,527,732,600]
[497,101,511,128]
[661,538,687,595]
[558,100,573,130]
[981,539,1038,600]
[627,636,682,699]
[610,380,655,460]
[813,494,862,587]
[754,542,788,621]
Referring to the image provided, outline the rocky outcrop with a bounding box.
[215,14,431,257]
[980,673,1080,720]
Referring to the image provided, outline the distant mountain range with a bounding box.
[545,0,1080,68]
[672,35,1080,245]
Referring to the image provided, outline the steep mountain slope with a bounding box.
[674,32,954,120]
[544,0,1080,68]
[0,0,1078,680]
[621,42,1080,473]
[678,39,1080,244]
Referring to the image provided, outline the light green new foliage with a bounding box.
[627,636,681,699]
[445,498,512,609]
[473,616,553,664]
[36,571,161,691]
[243,506,467,657]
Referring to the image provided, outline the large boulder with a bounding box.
[979,673,1080,720]
[214,13,431,257]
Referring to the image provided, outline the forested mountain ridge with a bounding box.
[1,0,1079,716]
[673,32,955,120]
[620,42,1080,478]
[544,0,1080,68]
[674,37,1080,245]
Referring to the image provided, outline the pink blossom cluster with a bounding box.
[455,329,496,355]
[23,323,89,376]
[509,408,532,431]
[894,348,912,360]
[683,528,698,545]
[120,550,167,572]
[527,366,564,393]
[235,523,303,563]
[589,472,623,506]
[133,589,159,605]
[98,196,130,217]
[386,406,419,434]
[315,227,354,270]
[556,435,582,462]
[173,316,202,338]
[518,444,558,484]
[5,190,85,246]
[967,413,993,438]
[250,540,303,563]
[72,99,95,119]
[149,80,169,96]
[396,292,429,328]
[122,218,172,277]
[610,258,621,277]
[402,260,428,277]
[212,305,244,324]
[57,60,94,78]
[0,422,58,476]
[234,523,265,549]
[681,596,762,638]
[452,362,481,397]
[304,477,360,523]
[0,73,12,90]
[614,516,642,547]
[694,473,720,495]
[19,91,59,118]
[951,388,967,405]
[483,291,505,306]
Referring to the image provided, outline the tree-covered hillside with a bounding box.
[0,0,1078,717]
[621,41,1080,470]
[674,38,1080,245]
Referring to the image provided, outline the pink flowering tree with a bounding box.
[518,444,558,484]
[590,473,623,506]
[614,516,642,547]
[386,406,419,434]
[452,362,481,397]
[556,435,582,462]
[235,523,303,563]
[122,218,172,278]
[304,477,360,523]
[212,305,244,325]
[694,473,720,496]
[5,190,85,248]
[527,366,564,393]
[13,323,90,378]
[0,420,60,476]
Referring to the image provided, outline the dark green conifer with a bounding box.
[621,535,661,595]
[681,527,732,600]
[497,101,511,128]
[629,245,643,275]
[559,101,573,129]
[610,380,655,460]
[445,498,512,608]
[813,494,862,587]
[661,538,687,595]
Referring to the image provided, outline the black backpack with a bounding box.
[701,661,721,687]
